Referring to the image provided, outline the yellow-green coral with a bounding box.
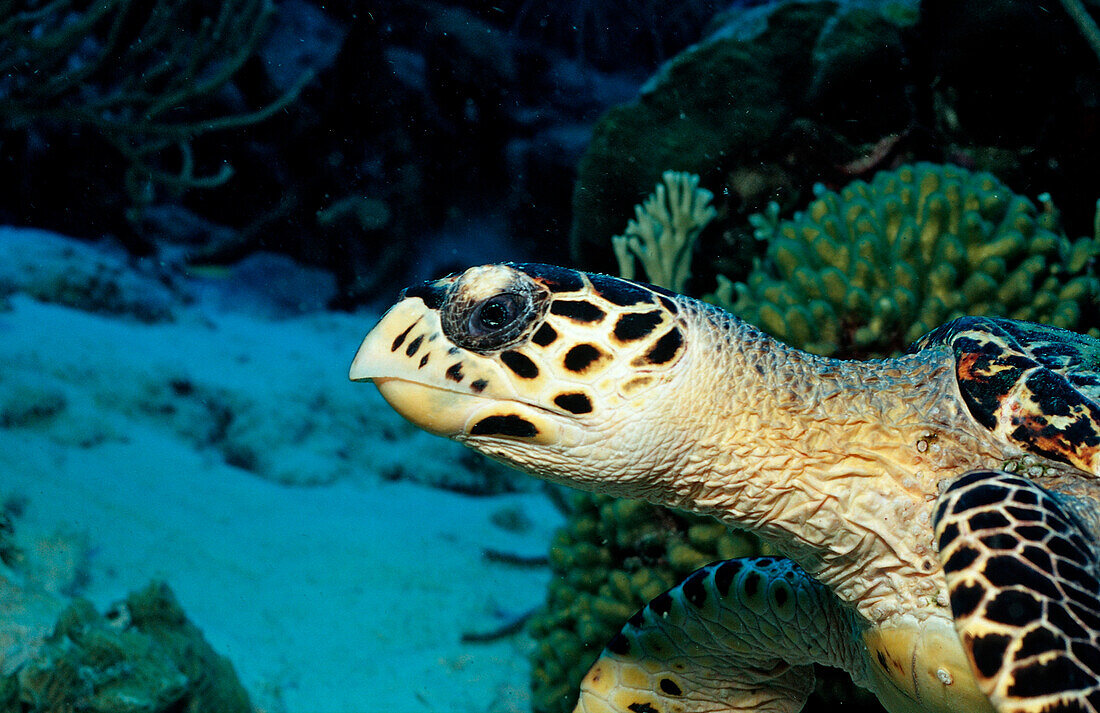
[528,492,760,713]
[715,162,1099,357]
[612,171,717,294]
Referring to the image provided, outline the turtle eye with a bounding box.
[469,293,522,336]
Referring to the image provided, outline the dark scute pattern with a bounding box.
[614,311,665,342]
[1007,505,1045,522]
[972,633,1012,678]
[644,328,684,365]
[1022,545,1054,573]
[714,560,741,596]
[954,485,1010,513]
[742,572,761,598]
[985,590,1044,625]
[589,274,654,306]
[979,532,1020,550]
[513,263,584,293]
[950,581,986,618]
[500,350,539,379]
[938,521,960,551]
[1008,655,1094,697]
[971,510,1012,530]
[944,546,980,574]
[550,300,607,323]
[658,295,679,314]
[773,585,789,607]
[1015,626,1064,660]
[649,592,673,617]
[607,633,631,656]
[1072,641,1100,676]
[469,415,538,438]
[1050,535,1091,566]
[1017,525,1050,542]
[681,570,707,607]
[531,322,558,347]
[1048,605,1090,640]
[1013,488,1040,505]
[985,555,1064,599]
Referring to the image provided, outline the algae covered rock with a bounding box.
[528,492,760,713]
[1,582,250,713]
[570,0,917,271]
[719,162,1099,357]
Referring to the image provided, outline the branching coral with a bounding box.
[717,163,1100,357]
[0,0,311,210]
[612,170,717,294]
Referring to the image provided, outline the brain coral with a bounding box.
[716,162,1099,357]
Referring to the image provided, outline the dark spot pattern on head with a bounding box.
[391,322,416,352]
[589,274,654,306]
[564,344,604,373]
[418,353,430,369]
[470,378,488,393]
[659,679,682,697]
[532,323,557,347]
[445,363,464,382]
[500,350,539,379]
[627,703,660,713]
[550,300,606,323]
[554,392,593,415]
[404,281,447,310]
[470,415,538,438]
[641,328,684,366]
[614,311,664,342]
[405,334,424,357]
[513,263,584,293]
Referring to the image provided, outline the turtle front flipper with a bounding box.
[573,557,867,713]
[933,469,1100,712]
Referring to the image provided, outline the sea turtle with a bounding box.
[350,262,1100,713]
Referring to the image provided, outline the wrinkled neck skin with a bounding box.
[650,302,1017,626]
[571,301,1018,628]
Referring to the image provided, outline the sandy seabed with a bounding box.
[0,235,562,713]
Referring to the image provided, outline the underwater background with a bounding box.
[1,0,1099,711]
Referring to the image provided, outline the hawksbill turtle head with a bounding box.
[350,263,703,494]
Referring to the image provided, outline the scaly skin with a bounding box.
[350,263,1096,713]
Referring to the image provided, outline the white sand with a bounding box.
[0,275,562,712]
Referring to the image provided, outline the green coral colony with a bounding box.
[719,162,1099,357]
[527,162,1100,713]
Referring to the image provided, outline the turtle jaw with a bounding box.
[349,296,571,445]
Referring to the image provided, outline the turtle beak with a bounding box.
[349,298,476,436]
